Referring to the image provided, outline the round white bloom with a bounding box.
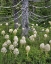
[5,35,9,39]
[29,35,35,41]
[6,23,8,26]
[14,36,18,42]
[42,29,44,31]
[1,30,5,35]
[26,46,30,52]
[13,41,18,47]
[40,43,44,49]
[36,24,38,26]
[2,42,7,47]
[44,44,50,52]
[13,48,19,56]
[44,23,45,24]
[44,34,47,38]
[49,40,51,44]
[20,39,26,45]
[0,24,2,26]
[22,36,25,40]
[33,30,37,34]
[45,28,49,33]
[33,28,35,31]
[32,24,34,26]
[13,29,17,35]
[9,45,14,51]
[49,21,51,25]
[9,29,13,33]
[33,34,36,38]
[6,40,11,45]
[1,47,7,54]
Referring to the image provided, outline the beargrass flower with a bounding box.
[2,42,8,47]
[13,29,17,35]
[26,45,30,58]
[44,34,47,38]
[5,23,8,26]
[5,34,9,40]
[14,36,18,42]
[9,45,14,51]
[6,40,11,45]
[44,44,50,52]
[9,29,13,33]
[45,28,49,33]
[40,43,44,50]
[1,30,5,35]
[13,41,18,47]
[13,48,19,56]
[1,47,7,54]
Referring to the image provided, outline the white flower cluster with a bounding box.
[29,35,35,41]
[1,30,5,35]
[5,34,9,40]
[29,33,37,41]
[49,40,51,44]
[1,47,7,54]
[41,28,44,32]
[9,44,14,51]
[44,34,47,38]
[40,43,50,52]
[49,21,51,25]
[45,28,49,33]
[9,29,13,33]
[0,24,2,26]
[13,29,17,35]
[36,24,38,26]
[13,48,19,56]
[13,41,18,47]
[20,36,26,45]
[5,23,8,26]
[14,36,18,42]
[1,34,19,56]
[26,45,30,53]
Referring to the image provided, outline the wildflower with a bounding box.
[20,39,26,45]
[26,45,30,53]
[36,24,38,26]
[5,35,9,39]
[6,23,8,26]
[44,44,50,52]
[49,40,51,44]
[9,45,14,51]
[13,29,17,35]
[22,36,25,40]
[26,45,30,57]
[14,36,18,42]
[45,28,49,33]
[13,41,18,47]
[2,42,7,47]
[9,29,13,33]
[6,40,11,45]
[1,47,7,54]
[44,34,47,38]
[40,43,44,50]
[13,48,19,56]
[1,30,5,35]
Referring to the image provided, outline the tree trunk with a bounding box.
[22,0,29,36]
